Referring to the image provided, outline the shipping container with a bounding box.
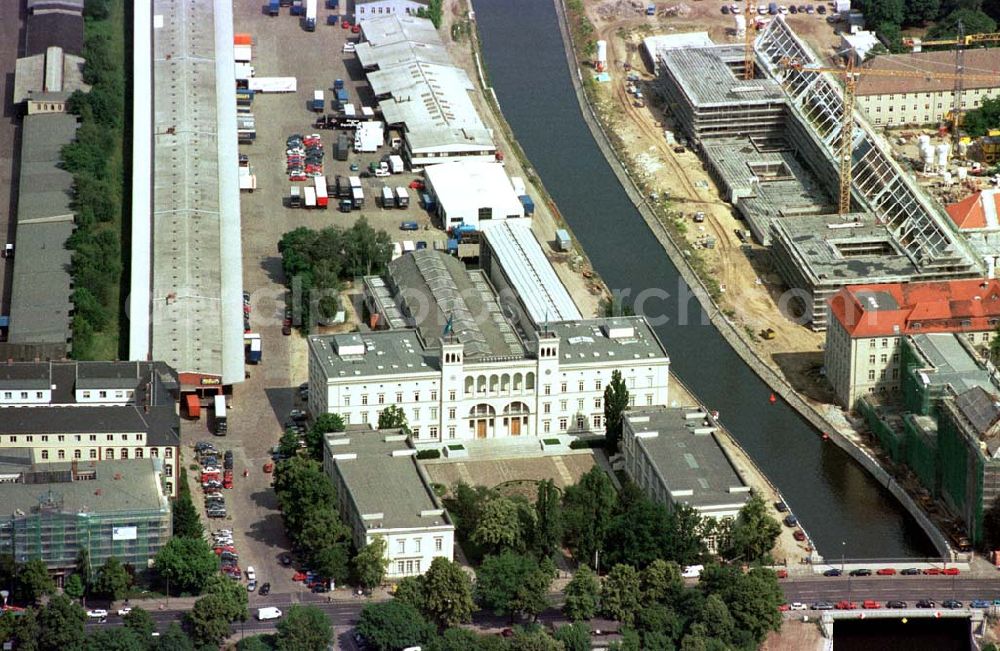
[213,395,228,435]
[351,186,365,208]
[518,195,535,216]
[349,175,362,188]
[305,0,317,30]
[289,186,302,208]
[245,333,262,364]
[304,186,317,208]
[556,229,571,252]
[268,0,280,15]
[315,176,328,208]
[381,186,395,208]
[421,192,436,211]
[394,187,409,208]
[311,90,325,112]
[388,155,404,174]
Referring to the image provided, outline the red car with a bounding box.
[836,601,858,610]
[293,572,307,582]
[778,603,790,612]
[923,568,943,575]
[214,546,236,554]
[409,179,425,190]
[776,569,788,579]
[942,567,960,576]
[876,568,897,576]
[793,530,806,541]
[862,600,882,610]
[351,24,360,33]
[341,19,350,28]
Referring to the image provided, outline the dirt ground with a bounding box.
[761,617,827,651]
[577,2,861,402]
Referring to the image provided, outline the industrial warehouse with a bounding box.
[652,20,982,330]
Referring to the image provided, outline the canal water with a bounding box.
[472,0,935,558]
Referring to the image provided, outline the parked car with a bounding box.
[259,582,271,596]
[778,603,790,612]
[943,599,962,609]
[942,567,960,576]
[311,584,330,593]
[900,568,921,575]
[793,530,806,541]
[247,566,257,582]
[886,600,907,609]
[923,568,943,575]
[774,501,788,512]
[247,580,257,592]
[87,609,109,619]
[849,568,872,577]
[823,568,842,577]
[812,602,835,610]
[117,607,132,616]
[876,568,897,576]
[916,599,936,608]
[790,602,807,611]
[783,515,798,527]
[280,554,293,566]
[836,601,857,610]
[971,599,991,609]
[862,600,881,609]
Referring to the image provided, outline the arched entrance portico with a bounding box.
[503,402,530,437]
[468,404,496,439]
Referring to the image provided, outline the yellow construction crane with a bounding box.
[902,32,1000,51]
[744,0,756,80]
[779,59,999,215]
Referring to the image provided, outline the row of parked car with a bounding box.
[784,598,994,611]
[197,441,234,519]
[821,566,961,577]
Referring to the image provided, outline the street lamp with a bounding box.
[841,541,846,573]
[1,589,9,608]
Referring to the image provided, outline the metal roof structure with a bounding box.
[8,113,77,347]
[368,61,493,153]
[908,333,997,397]
[355,39,451,71]
[131,0,244,384]
[359,14,440,48]
[13,46,88,104]
[482,220,581,326]
[423,161,522,220]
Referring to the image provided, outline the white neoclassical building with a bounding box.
[308,251,670,444]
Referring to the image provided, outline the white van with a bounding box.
[681,564,704,579]
[257,607,282,621]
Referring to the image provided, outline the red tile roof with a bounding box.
[946,190,1000,230]
[829,279,1000,338]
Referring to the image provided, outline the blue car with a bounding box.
[970,600,991,609]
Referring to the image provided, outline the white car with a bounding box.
[247,579,257,592]
[246,566,256,582]
[117,607,132,616]
[257,607,282,621]
[342,43,355,53]
[87,609,109,619]
[790,602,807,611]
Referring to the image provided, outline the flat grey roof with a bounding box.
[483,220,581,325]
[326,430,451,531]
[311,329,437,380]
[547,317,669,365]
[386,250,524,359]
[24,12,84,57]
[626,406,749,509]
[8,113,78,346]
[771,213,921,285]
[146,0,244,383]
[658,45,785,108]
[0,459,167,516]
[0,361,178,404]
[360,14,441,47]
[909,333,997,396]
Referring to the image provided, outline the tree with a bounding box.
[275,604,332,651]
[906,0,941,24]
[563,564,600,621]
[604,486,673,568]
[428,628,509,651]
[698,565,782,646]
[553,622,591,651]
[689,594,736,645]
[664,504,707,567]
[357,601,434,651]
[306,413,345,459]
[393,576,426,612]
[92,556,131,600]
[37,594,86,651]
[155,623,195,651]
[635,604,683,646]
[273,458,338,535]
[926,7,998,39]
[85,628,144,651]
[17,559,55,604]
[443,482,495,542]
[353,536,388,589]
[202,573,249,623]
[859,0,905,27]
[278,428,302,459]
[475,551,555,621]
[311,542,351,585]
[172,490,203,539]
[377,405,410,434]
[63,573,86,602]
[297,508,351,561]
[965,96,1000,139]
[722,494,780,563]
[186,594,235,648]
[123,607,156,641]
[471,496,525,554]
[600,564,642,627]
[421,557,476,629]
[640,559,683,605]
[603,370,629,451]
[508,628,563,651]
[237,636,274,651]
[562,467,617,568]
[154,537,219,594]
[532,480,563,561]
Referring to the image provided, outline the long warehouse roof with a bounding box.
[133,0,244,384]
[483,220,582,326]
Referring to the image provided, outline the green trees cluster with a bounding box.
[278,220,393,330]
[602,370,629,451]
[857,0,999,52]
[963,95,1000,136]
[185,574,249,647]
[153,537,218,595]
[272,457,351,585]
[172,468,204,540]
[416,0,443,28]
[62,0,125,359]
